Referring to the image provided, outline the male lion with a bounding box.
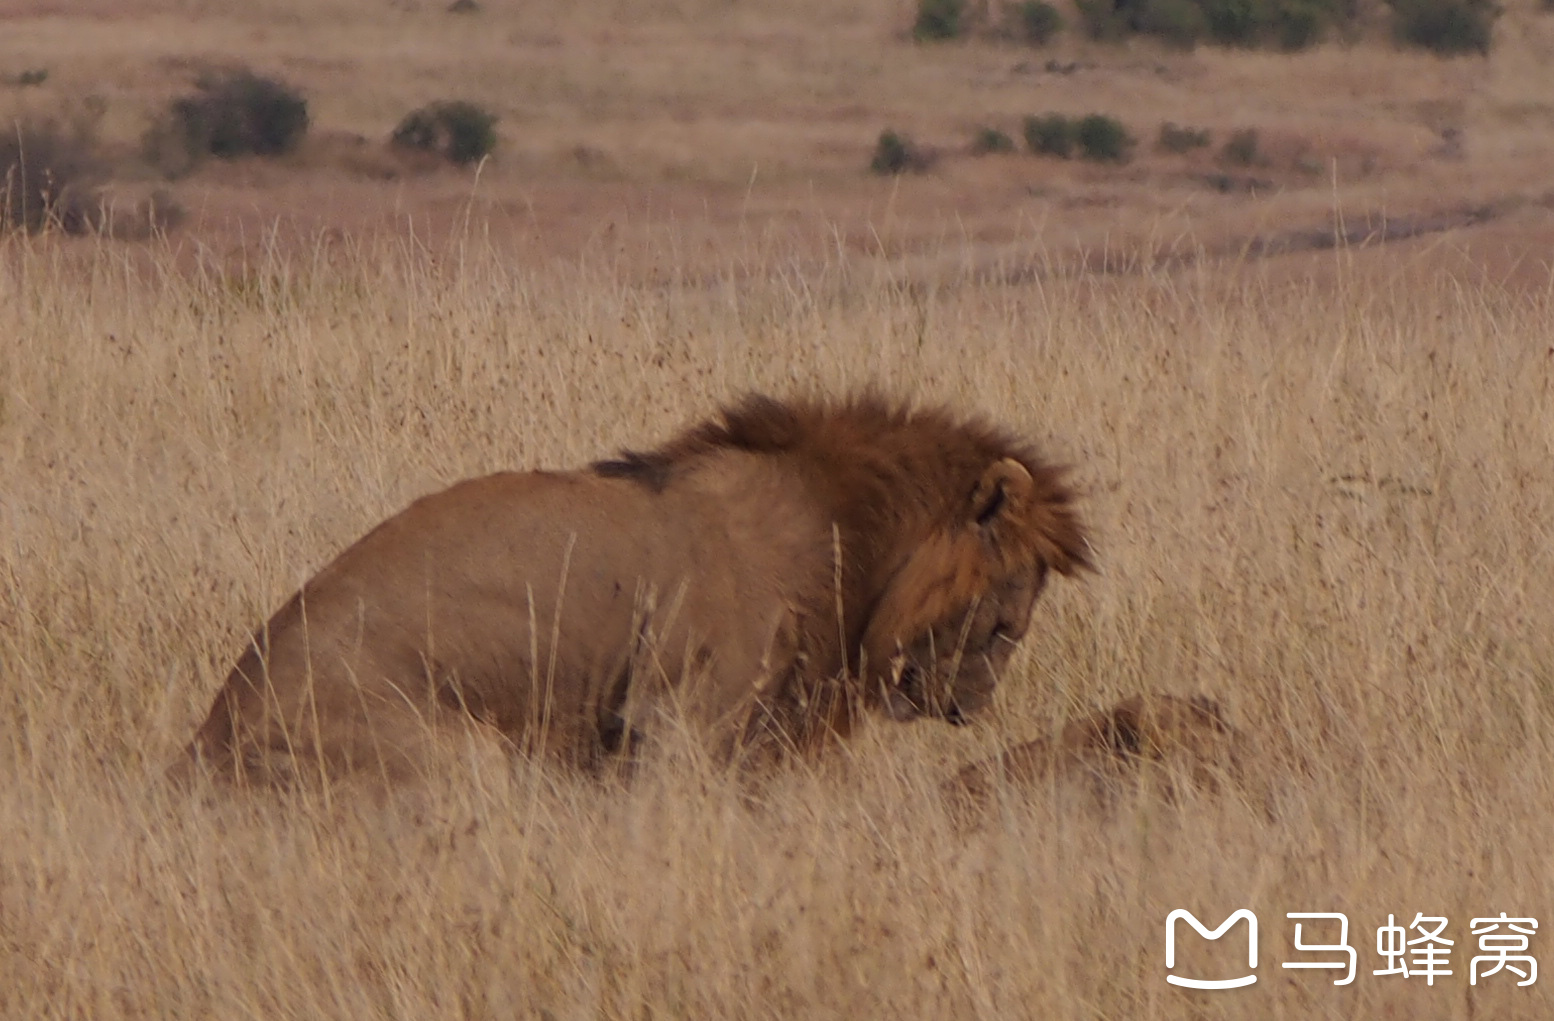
[173,394,1090,788]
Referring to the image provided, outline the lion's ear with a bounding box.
[970,458,1034,528]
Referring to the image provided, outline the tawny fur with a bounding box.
[944,693,1247,819]
[172,393,1090,788]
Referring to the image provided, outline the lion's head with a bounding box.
[860,456,1090,724]
[640,393,1092,738]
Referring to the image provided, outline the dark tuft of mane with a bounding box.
[688,393,804,452]
[591,451,673,492]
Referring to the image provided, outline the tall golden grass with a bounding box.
[2,227,1552,1018]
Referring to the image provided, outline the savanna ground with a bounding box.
[3,0,1554,1017]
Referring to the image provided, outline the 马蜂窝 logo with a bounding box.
[1165,909,1538,991]
[1165,909,1258,989]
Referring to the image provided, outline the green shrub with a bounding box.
[0,117,106,234]
[1072,0,1350,48]
[1220,127,1261,166]
[1274,0,1328,47]
[146,68,308,174]
[391,100,499,166]
[188,71,307,157]
[1135,0,1210,45]
[1024,113,1078,157]
[1008,0,1065,43]
[1075,0,1130,38]
[1076,114,1135,162]
[971,126,1017,155]
[1199,0,1274,43]
[914,0,967,40]
[1388,0,1497,53]
[870,130,933,174]
[1158,122,1212,153]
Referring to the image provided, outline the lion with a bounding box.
[943,693,1248,820]
[171,393,1090,788]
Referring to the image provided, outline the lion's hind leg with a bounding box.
[167,690,516,800]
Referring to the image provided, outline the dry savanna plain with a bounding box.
[4,0,1554,1017]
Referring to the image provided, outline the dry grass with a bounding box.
[3,0,1554,1014]
[2,223,1553,1017]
